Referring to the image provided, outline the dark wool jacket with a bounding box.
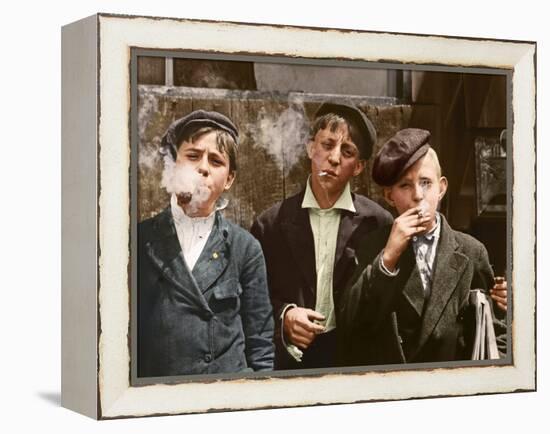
[250,189,393,369]
[138,207,274,377]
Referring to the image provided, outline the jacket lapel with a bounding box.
[191,214,230,293]
[333,193,387,292]
[333,210,362,290]
[412,217,468,358]
[144,208,211,313]
[281,193,317,298]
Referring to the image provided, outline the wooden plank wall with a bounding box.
[136,86,436,229]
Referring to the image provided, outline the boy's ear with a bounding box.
[353,159,366,177]
[383,187,395,207]
[438,176,448,200]
[306,140,314,159]
[224,171,236,191]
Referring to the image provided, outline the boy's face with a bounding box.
[383,153,448,231]
[175,131,235,216]
[307,122,365,197]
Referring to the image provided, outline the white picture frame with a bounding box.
[61,13,536,419]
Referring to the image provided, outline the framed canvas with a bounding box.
[61,13,536,419]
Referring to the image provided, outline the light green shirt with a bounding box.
[301,179,356,332]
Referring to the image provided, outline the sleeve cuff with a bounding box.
[280,303,303,362]
[379,251,400,277]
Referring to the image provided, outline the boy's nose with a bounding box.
[328,147,341,165]
[413,183,424,200]
[197,156,210,176]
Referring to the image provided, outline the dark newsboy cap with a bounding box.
[161,109,239,160]
[372,128,431,186]
[315,102,377,160]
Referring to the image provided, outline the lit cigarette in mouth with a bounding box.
[177,192,193,205]
[318,171,328,177]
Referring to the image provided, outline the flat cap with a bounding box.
[315,102,377,160]
[161,109,239,160]
[372,128,431,186]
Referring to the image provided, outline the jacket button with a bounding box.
[204,354,212,363]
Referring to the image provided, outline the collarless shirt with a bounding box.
[170,194,217,271]
[301,179,356,332]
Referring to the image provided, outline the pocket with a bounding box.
[210,279,242,318]
[211,279,242,300]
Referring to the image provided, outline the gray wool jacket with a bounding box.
[339,215,507,366]
[138,207,274,377]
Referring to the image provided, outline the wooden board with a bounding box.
[136,86,444,229]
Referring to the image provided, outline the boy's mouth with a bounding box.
[416,202,429,217]
[318,169,337,178]
[176,192,193,206]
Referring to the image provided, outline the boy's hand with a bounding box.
[283,307,326,350]
[490,277,507,312]
[383,206,432,271]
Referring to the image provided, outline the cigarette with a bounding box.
[319,171,328,177]
[177,192,192,205]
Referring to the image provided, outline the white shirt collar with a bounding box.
[170,194,222,271]
[171,194,213,225]
[301,177,356,213]
[170,193,228,224]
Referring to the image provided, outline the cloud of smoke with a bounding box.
[250,96,309,175]
[160,155,212,215]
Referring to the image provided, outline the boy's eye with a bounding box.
[420,179,433,188]
[341,146,356,158]
[186,154,199,160]
[210,158,224,166]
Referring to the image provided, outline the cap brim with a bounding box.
[397,143,431,179]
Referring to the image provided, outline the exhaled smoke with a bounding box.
[251,96,309,175]
[160,155,211,215]
[417,200,428,217]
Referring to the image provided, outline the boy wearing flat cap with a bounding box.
[339,128,507,365]
[138,110,274,377]
[251,102,393,369]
